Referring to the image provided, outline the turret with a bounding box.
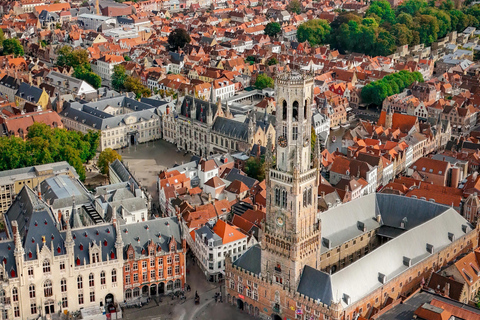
[191,92,197,120]
[113,209,123,261]
[385,104,393,130]
[206,103,213,125]
[12,220,24,285]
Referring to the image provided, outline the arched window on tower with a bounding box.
[275,188,280,206]
[293,101,299,121]
[282,100,287,120]
[304,100,308,119]
[282,190,287,208]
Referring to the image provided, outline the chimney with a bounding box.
[321,191,325,198]
[253,204,258,211]
[37,190,41,200]
[443,282,450,298]
[208,193,212,202]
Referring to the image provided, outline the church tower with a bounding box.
[261,72,321,289]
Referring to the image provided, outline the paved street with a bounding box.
[119,140,191,205]
[122,254,248,320]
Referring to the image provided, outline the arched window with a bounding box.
[304,99,308,119]
[44,280,52,297]
[29,284,35,298]
[282,100,287,120]
[275,188,280,206]
[0,290,5,304]
[293,101,299,121]
[282,190,287,208]
[100,271,106,285]
[174,279,181,289]
[77,275,83,289]
[61,279,67,292]
[133,287,140,297]
[12,287,18,302]
[112,269,117,283]
[89,273,94,287]
[43,260,50,273]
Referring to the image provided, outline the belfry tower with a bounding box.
[261,72,321,289]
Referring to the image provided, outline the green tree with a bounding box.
[287,0,302,14]
[112,65,128,91]
[254,73,274,89]
[366,0,396,24]
[264,22,282,37]
[124,56,132,61]
[167,28,191,51]
[414,14,440,46]
[124,76,151,99]
[246,56,256,64]
[98,148,122,175]
[244,156,265,181]
[73,64,101,89]
[396,0,428,16]
[0,29,5,43]
[2,39,24,57]
[297,19,331,46]
[267,57,278,65]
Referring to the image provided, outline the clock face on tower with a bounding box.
[277,135,287,148]
[276,214,284,227]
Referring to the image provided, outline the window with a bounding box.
[44,280,53,297]
[142,261,147,269]
[61,279,67,292]
[89,273,94,287]
[30,303,37,315]
[133,263,138,271]
[293,125,298,140]
[60,261,65,271]
[143,272,147,281]
[29,284,35,298]
[90,291,95,302]
[78,293,84,304]
[62,297,68,308]
[43,260,50,273]
[167,256,172,264]
[150,259,155,268]
[168,267,172,276]
[151,270,155,279]
[100,271,106,285]
[125,264,130,272]
[14,306,19,318]
[175,255,180,262]
[112,269,117,283]
[133,273,138,282]
[28,267,33,277]
[12,287,18,302]
[77,276,83,289]
[175,266,180,274]
[158,269,163,278]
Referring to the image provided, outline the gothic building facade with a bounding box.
[175,96,275,156]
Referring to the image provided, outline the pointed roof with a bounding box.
[212,219,247,244]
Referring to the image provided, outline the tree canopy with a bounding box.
[361,70,424,106]
[124,76,151,99]
[244,156,266,181]
[0,123,99,181]
[297,19,331,46]
[264,22,282,38]
[112,65,128,92]
[168,28,191,51]
[56,46,101,88]
[327,0,480,56]
[98,148,122,175]
[255,74,274,89]
[3,39,24,57]
[287,0,302,14]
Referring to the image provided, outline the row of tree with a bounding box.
[57,46,102,89]
[361,70,424,106]
[0,123,99,181]
[294,0,480,57]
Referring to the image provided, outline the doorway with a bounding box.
[130,134,135,146]
[44,301,54,315]
[159,282,165,295]
[236,299,244,310]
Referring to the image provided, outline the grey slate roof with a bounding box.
[109,159,140,190]
[195,225,223,247]
[16,82,44,103]
[60,97,160,131]
[180,96,218,122]
[0,75,20,91]
[212,117,248,141]
[233,244,261,274]
[67,223,118,266]
[120,217,182,258]
[298,195,473,308]
[224,168,258,189]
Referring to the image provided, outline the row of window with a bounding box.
[125,254,180,272]
[26,270,117,300]
[125,265,180,284]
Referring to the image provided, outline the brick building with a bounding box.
[121,217,186,299]
[225,71,480,320]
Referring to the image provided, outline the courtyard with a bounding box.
[119,139,191,206]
